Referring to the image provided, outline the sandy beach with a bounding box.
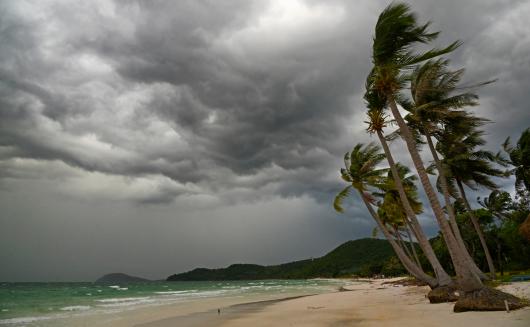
[33,278,530,327]
[136,279,530,327]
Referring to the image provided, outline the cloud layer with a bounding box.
[1,0,529,280]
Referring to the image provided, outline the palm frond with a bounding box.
[333,185,354,213]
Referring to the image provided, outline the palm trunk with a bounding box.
[404,223,422,268]
[496,240,503,276]
[456,179,496,279]
[395,227,414,260]
[387,97,483,292]
[376,129,452,286]
[360,193,438,287]
[424,130,488,280]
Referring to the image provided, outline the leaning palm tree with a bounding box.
[478,190,513,274]
[368,3,524,311]
[375,165,423,268]
[378,194,419,266]
[406,59,491,279]
[334,143,437,287]
[369,3,483,295]
[437,125,506,279]
[364,85,453,290]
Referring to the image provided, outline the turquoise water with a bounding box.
[0,279,344,325]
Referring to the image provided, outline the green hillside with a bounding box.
[167,238,399,281]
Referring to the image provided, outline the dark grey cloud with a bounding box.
[0,0,528,281]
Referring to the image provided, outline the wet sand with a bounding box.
[135,296,310,327]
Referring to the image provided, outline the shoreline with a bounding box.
[12,278,529,326]
[136,295,314,327]
[33,282,340,327]
[140,278,530,327]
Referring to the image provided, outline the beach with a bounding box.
[45,279,530,327]
[216,279,530,327]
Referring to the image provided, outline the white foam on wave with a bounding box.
[99,299,154,308]
[96,297,155,308]
[0,315,54,325]
[60,305,91,311]
[190,290,227,297]
[96,297,150,303]
[154,290,196,295]
[108,285,120,289]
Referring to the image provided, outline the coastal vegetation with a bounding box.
[167,238,400,281]
[334,2,529,312]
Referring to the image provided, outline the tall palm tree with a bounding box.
[406,59,490,279]
[369,2,483,292]
[437,125,506,279]
[334,143,437,287]
[364,86,453,287]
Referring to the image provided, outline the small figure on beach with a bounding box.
[218,308,221,315]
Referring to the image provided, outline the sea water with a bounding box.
[0,279,345,325]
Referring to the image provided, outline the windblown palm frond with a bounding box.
[333,143,389,213]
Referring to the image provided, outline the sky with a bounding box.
[1,0,529,282]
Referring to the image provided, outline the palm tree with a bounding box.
[478,190,513,275]
[369,2,483,293]
[375,165,423,268]
[478,190,512,220]
[406,59,490,279]
[364,86,453,287]
[437,125,506,279]
[334,143,437,287]
[503,127,530,192]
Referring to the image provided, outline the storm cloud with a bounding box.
[1,0,529,281]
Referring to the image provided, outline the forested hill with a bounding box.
[167,238,397,281]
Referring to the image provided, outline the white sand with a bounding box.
[220,279,530,327]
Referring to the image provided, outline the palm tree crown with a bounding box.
[334,143,388,213]
[503,128,530,192]
[371,3,460,96]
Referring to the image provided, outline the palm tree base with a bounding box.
[453,287,526,312]
[427,285,459,303]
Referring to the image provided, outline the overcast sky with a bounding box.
[1,0,529,282]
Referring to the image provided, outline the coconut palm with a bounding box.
[369,2,483,293]
[437,125,506,279]
[375,165,423,268]
[478,190,512,220]
[333,143,437,287]
[364,85,453,287]
[478,190,513,274]
[406,59,491,279]
[503,127,530,192]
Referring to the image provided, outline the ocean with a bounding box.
[0,279,346,326]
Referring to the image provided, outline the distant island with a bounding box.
[96,273,151,283]
[167,238,401,281]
